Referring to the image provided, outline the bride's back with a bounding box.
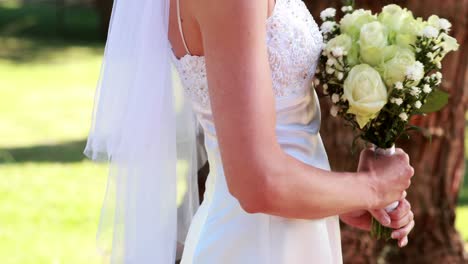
[168,0,278,59]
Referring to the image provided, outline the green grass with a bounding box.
[456,206,468,242]
[0,57,107,263]
[0,44,102,147]
[0,2,108,263]
[0,2,466,264]
[457,118,468,243]
[0,162,107,264]
[456,161,468,242]
[0,42,107,263]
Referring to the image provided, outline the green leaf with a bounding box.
[416,90,449,114]
[342,0,355,7]
[405,125,424,133]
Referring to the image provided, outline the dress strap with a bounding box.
[176,0,191,55]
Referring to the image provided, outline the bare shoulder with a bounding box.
[194,0,269,27]
[192,0,271,64]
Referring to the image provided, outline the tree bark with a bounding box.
[304,0,468,263]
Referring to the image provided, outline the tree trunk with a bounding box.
[305,0,468,263]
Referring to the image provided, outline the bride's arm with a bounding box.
[195,0,413,219]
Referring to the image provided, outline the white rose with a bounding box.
[380,48,411,86]
[340,9,377,40]
[325,34,359,65]
[397,17,426,49]
[380,48,422,87]
[378,4,414,32]
[359,21,389,66]
[343,64,388,128]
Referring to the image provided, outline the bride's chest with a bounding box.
[172,0,323,109]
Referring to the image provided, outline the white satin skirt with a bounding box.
[181,90,343,264]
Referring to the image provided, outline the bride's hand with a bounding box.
[339,210,372,231]
[386,198,415,247]
[340,198,415,247]
[371,197,415,247]
[357,147,414,210]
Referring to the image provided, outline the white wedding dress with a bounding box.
[171,0,343,263]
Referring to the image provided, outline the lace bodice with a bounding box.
[171,0,323,109]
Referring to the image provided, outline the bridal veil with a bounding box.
[83,0,203,262]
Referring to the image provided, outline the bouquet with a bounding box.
[315,2,459,240]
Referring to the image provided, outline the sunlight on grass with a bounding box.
[0,0,21,9]
[0,41,103,148]
[0,40,107,261]
[0,4,107,261]
[456,206,468,241]
[457,171,468,242]
[0,162,107,264]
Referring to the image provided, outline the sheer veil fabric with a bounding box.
[83,0,204,262]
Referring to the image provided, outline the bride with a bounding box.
[84,0,415,263]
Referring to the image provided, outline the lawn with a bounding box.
[0,2,466,264]
[0,2,107,263]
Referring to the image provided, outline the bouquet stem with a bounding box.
[369,144,399,241]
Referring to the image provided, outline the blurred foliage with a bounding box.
[0,1,101,41]
[0,0,103,64]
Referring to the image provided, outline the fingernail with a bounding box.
[383,216,391,226]
[400,240,406,247]
[391,231,398,239]
[399,237,408,247]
